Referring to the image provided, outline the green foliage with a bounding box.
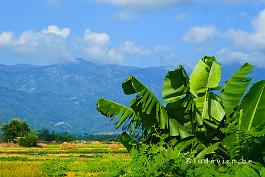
[97,55,265,175]
[37,128,53,142]
[110,138,264,177]
[36,129,74,142]
[222,124,265,164]
[189,56,221,94]
[239,80,265,133]
[1,118,30,142]
[18,132,38,147]
[36,128,120,142]
[97,99,136,129]
[220,63,253,116]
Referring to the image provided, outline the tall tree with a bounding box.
[1,118,30,142]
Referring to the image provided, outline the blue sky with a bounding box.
[0,0,265,68]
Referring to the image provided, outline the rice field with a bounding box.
[0,142,129,177]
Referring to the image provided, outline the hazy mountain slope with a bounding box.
[0,59,167,134]
[0,59,264,134]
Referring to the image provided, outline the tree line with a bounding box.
[0,118,120,147]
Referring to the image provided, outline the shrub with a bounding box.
[110,139,265,177]
[18,132,38,147]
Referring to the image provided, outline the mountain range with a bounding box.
[0,58,264,134]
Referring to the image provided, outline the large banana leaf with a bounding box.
[168,118,193,138]
[190,56,221,94]
[122,76,169,129]
[194,93,225,123]
[220,63,253,115]
[162,65,189,104]
[96,98,136,129]
[122,76,191,138]
[239,80,265,133]
[120,132,138,151]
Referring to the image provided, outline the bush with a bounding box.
[109,140,265,177]
[18,132,38,147]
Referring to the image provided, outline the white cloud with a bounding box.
[0,28,71,64]
[97,0,195,10]
[84,29,110,45]
[80,29,123,63]
[0,32,13,46]
[115,11,137,21]
[118,41,150,55]
[80,40,150,64]
[215,9,265,66]
[218,48,265,67]
[42,25,71,38]
[0,25,179,66]
[0,27,118,64]
[182,26,217,44]
[226,9,265,52]
[81,46,123,63]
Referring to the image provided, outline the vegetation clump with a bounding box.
[18,132,38,147]
[1,118,30,143]
[1,118,38,147]
[97,56,265,176]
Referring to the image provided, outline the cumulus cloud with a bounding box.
[96,0,195,10]
[0,25,167,65]
[79,29,123,63]
[0,32,13,46]
[0,26,114,64]
[182,26,217,44]
[218,48,265,67]
[84,29,110,45]
[118,41,150,55]
[216,9,265,66]
[42,25,71,38]
[225,9,265,52]
[0,26,71,64]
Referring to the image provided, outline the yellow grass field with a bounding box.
[0,142,128,177]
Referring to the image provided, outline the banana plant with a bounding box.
[96,56,265,162]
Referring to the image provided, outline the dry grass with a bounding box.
[108,144,122,151]
[0,142,128,176]
[0,161,42,177]
[59,142,83,150]
[90,141,102,145]
[0,143,20,148]
[37,143,49,148]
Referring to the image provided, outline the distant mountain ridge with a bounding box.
[0,59,264,134]
[0,59,168,134]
